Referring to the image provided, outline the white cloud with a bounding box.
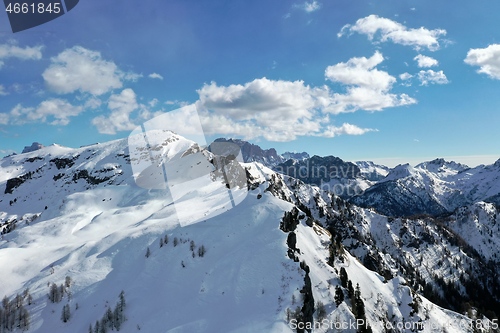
[149,98,159,107]
[294,1,321,13]
[197,78,323,140]
[0,43,42,68]
[7,99,83,125]
[325,51,417,113]
[399,72,413,80]
[84,97,102,109]
[414,54,438,68]
[196,77,381,142]
[0,85,7,96]
[148,73,164,80]
[92,88,140,134]
[195,52,420,141]
[42,46,138,96]
[325,51,394,91]
[399,72,413,86]
[417,70,449,85]
[338,15,446,51]
[321,123,377,138]
[464,44,500,79]
[303,1,321,13]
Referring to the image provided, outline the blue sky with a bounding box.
[1,0,500,167]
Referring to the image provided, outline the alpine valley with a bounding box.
[0,133,499,333]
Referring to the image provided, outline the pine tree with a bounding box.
[19,306,30,330]
[316,301,327,321]
[334,286,344,306]
[61,304,71,322]
[173,237,178,247]
[49,283,61,303]
[159,238,164,248]
[164,234,169,244]
[339,267,348,288]
[190,240,195,251]
[106,307,113,329]
[14,293,22,309]
[145,247,151,258]
[65,276,72,288]
[347,280,354,300]
[113,305,122,330]
[198,245,206,257]
[99,317,107,333]
[59,284,65,300]
[118,290,126,312]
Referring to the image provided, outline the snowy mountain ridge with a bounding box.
[0,134,499,332]
[352,157,500,217]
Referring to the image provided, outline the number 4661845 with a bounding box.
[5,2,61,14]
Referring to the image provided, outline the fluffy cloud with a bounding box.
[414,54,438,68]
[42,46,138,96]
[197,78,325,141]
[0,43,42,68]
[92,88,140,134]
[399,72,413,80]
[338,15,446,51]
[7,99,82,125]
[148,73,164,80]
[325,51,394,91]
[325,51,416,113]
[0,85,7,96]
[321,123,377,137]
[464,44,500,79]
[417,70,449,85]
[195,52,418,141]
[295,0,321,13]
[196,76,381,142]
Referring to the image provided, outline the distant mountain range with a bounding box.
[216,139,500,218]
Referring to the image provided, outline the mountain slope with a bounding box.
[0,135,498,332]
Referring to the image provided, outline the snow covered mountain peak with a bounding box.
[416,158,469,175]
[382,163,417,182]
[21,142,45,154]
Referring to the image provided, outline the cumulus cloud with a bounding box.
[197,78,326,141]
[196,76,383,142]
[6,99,83,125]
[0,43,42,68]
[399,72,413,80]
[321,123,377,137]
[464,44,500,79]
[92,88,140,134]
[194,52,419,141]
[417,70,449,85]
[338,15,446,51]
[414,54,438,68]
[0,85,7,96]
[295,0,321,13]
[148,73,164,80]
[325,51,417,113]
[42,46,138,96]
